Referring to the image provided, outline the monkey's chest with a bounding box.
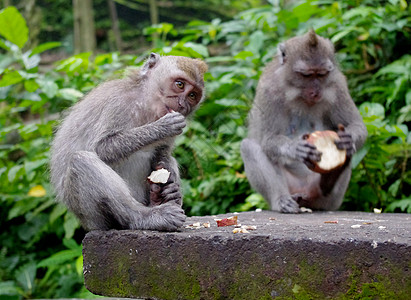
[287,115,325,137]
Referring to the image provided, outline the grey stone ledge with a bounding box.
[83,211,411,300]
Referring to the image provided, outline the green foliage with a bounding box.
[0,1,410,299]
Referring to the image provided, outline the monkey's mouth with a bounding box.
[165,106,175,113]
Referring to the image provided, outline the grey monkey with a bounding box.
[50,53,208,231]
[241,30,367,213]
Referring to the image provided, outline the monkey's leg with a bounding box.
[314,166,352,210]
[64,151,186,231]
[241,138,300,213]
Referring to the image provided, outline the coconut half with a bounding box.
[306,130,347,173]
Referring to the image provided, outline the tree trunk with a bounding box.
[73,0,96,54]
[149,0,159,47]
[21,0,42,49]
[107,0,122,51]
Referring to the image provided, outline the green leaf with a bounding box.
[37,249,81,268]
[58,88,84,102]
[245,30,264,55]
[8,164,23,182]
[386,198,411,213]
[64,212,80,239]
[0,281,22,295]
[24,79,40,92]
[359,102,385,118]
[36,78,58,98]
[234,51,254,60]
[75,255,83,275]
[184,42,209,57]
[24,158,48,176]
[49,203,67,224]
[0,38,10,50]
[0,6,29,49]
[30,41,62,56]
[351,145,368,169]
[0,70,23,87]
[63,238,81,251]
[15,262,36,293]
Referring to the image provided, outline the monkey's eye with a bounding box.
[175,81,185,89]
[300,73,312,78]
[188,92,197,101]
[317,71,328,77]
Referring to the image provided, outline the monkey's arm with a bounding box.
[331,92,368,155]
[260,129,321,168]
[95,112,186,164]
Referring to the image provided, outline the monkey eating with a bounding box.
[241,30,367,213]
[50,53,207,231]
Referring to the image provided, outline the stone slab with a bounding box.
[83,211,411,299]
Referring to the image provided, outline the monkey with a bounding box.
[50,53,208,231]
[240,30,367,213]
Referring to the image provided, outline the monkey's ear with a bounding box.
[278,43,286,65]
[141,53,160,75]
[308,29,318,47]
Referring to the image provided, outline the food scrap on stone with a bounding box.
[233,228,249,234]
[184,222,211,229]
[300,207,313,213]
[215,216,238,227]
[324,220,338,224]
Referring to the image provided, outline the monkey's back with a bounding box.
[50,77,146,201]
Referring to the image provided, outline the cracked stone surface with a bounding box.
[83,211,411,300]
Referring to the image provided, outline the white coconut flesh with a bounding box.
[312,135,346,171]
[147,168,171,183]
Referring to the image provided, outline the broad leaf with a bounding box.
[0,6,28,49]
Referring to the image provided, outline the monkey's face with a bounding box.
[161,77,204,116]
[144,55,207,118]
[280,31,336,106]
[293,61,333,106]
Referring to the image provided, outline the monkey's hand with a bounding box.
[149,183,164,206]
[155,111,186,137]
[295,140,322,169]
[149,181,183,206]
[335,125,355,156]
[161,182,183,205]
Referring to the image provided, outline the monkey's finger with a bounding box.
[161,184,180,196]
[163,192,182,204]
[308,150,322,162]
[150,183,162,193]
[303,158,317,170]
[155,161,166,170]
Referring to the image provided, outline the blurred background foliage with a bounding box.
[0,0,410,298]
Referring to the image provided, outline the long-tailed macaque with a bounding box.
[241,30,367,213]
[50,53,207,230]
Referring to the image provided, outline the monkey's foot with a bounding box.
[292,193,312,209]
[278,195,300,213]
[139,202,186,231]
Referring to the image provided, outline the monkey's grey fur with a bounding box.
[241,30,367,213]
[50,53,207,231]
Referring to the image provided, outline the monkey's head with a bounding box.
[142,53,208,117]
[278,29,336,106]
